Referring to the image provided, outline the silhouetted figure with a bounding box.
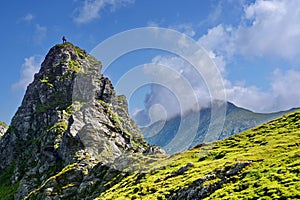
[62,36,67,44]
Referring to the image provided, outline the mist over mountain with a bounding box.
[141,101,298,154]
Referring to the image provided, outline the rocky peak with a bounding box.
[0,43,159,199]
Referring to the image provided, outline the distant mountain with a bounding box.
[141,101,297,154]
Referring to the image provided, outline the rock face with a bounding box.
[0,43,162,199]
[168,161,251,200]
[0,122,8,138]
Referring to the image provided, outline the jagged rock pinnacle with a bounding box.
[0,43,159,199]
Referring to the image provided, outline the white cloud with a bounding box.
[198,24,235,58]
[150,55,211,103]
[270,69,300,110]
[196,0,300,112]
[142,55,300,115]
[33,24,47,44]
[73,0,134,24]
[133,0,300,125]
[17,13,34,24]
[237,0,300,59]
[133,54,221,125]
[23,13,34,22]
[224,80,271,112]
[225,69,300,112]
[199,0,300,61]
[207,1,222,24]
[170,23,196,37]
[12,56,42,90]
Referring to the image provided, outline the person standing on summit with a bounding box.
[62,36,67,43]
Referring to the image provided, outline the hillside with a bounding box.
[142,101,296,154]
[98,109,300,199]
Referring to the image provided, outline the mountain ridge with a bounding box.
[142,101,297,154]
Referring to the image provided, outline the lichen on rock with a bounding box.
[0,121,7,138]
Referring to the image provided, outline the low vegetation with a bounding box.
[98,110,300,199]
[0,121,7,128]
[0,165,19,200]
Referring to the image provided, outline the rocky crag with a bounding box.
[0,43,164,199]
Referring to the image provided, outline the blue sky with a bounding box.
[1,0,300,125]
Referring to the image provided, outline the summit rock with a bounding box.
[0,43,163,199]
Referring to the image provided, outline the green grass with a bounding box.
[48,121,68,149]
[96,110,300,199]
[0,183,19,200]
[39,77,53,88]
[0,121,7,128]
[68,59,82,73]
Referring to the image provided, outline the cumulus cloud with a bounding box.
[198,24,235,58]
[269,69,300,110]
[200,0,300,61]
[135,56,300,124]
[12,56,42,90]
[196,0,300,113]
[225,69,300,112]
[237,0,300,60]
[133,0,300,126]
[73,0,134,24]
[169,23,196,37]
[132,54,220,125]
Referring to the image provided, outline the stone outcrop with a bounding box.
[168,161,251,200]
[0,43,163,199]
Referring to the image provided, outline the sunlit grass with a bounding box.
[97,110,300,199]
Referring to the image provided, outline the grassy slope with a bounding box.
[98,110,300,199]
